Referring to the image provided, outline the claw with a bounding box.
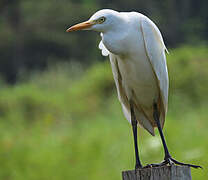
[169,157,202,169]
[143,157,202,169]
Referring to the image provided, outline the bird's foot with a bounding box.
[134,163,142,176]
[135,163,142,169]
[144,156,202,169]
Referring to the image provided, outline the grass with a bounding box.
[0,46,207,179]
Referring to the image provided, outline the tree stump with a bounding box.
[122,165,192,180]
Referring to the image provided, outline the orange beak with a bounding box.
[66,20,95,32]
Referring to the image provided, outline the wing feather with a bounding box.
[109,53,155,135]
[140,17,169,127]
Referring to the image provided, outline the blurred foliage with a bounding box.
[0,0,208,82]
[0,46,207,179]
[0,0,207,179]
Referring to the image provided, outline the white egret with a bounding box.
[66,9,201,169]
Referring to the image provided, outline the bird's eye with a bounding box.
[98,17,106,23]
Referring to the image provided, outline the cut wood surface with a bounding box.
[122,165,192,180]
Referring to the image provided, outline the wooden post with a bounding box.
[122,165,192,180]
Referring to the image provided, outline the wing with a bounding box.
[140,16,169,128]
[98,34,157,135]
[109,53,155,135]
[99,45,155,135]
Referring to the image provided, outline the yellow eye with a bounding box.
[98,17,106,23]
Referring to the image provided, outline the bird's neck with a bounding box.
[102,29,129,56]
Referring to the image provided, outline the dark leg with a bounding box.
[145,103,202,169]
[153,103,171,160]
[130,101,142,169]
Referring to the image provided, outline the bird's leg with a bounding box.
[145,103,202,169]
[130,100,142,169]
[153,103,171,161]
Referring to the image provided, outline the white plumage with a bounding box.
[97,10,168,136]
[66,9,202,170]
[67,9,169,136]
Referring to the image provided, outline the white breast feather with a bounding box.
[99,33,110,56]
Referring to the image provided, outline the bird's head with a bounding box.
[66,9,121,33]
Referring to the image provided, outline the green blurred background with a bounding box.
[0,0,208,179]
